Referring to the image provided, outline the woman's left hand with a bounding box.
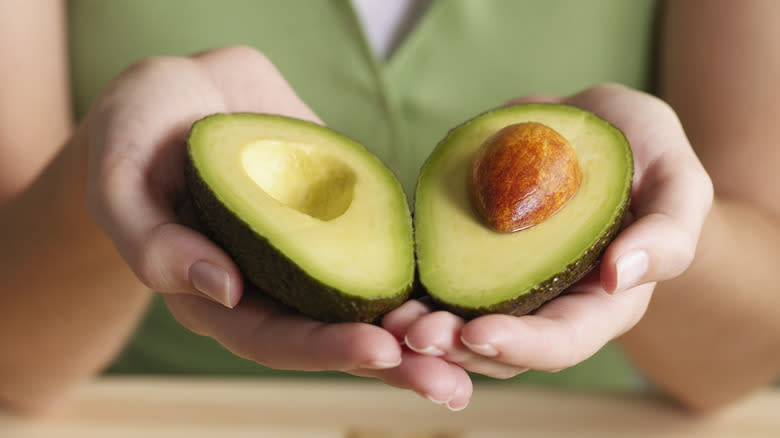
[382,83,713,405]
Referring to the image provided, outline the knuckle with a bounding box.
[663,217,698,272]
[430,310,458,324]
[699,168,715,210]
[643,213,699,277]
[84,158,140,233]
[645,92,675,114]
[505,93,559,107]
[581,82,634,104]
[102,56,183,97]
[592,82,630,94]
[83,181,107,226]
[215,45,273,70]
[238,345,286,371]
[92,55,190,116]
[678,236,698,271]
[557,321,585,370]
[131,224,180,292]
[161,294,220,339]
[125,55,183,76]
[557,350,581,372]
[131,246,161,291]
[486,367,527,380]
[165,300,203,335]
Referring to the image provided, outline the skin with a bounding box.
[1,3,475,408]
[621,0,780,411]
[0,0,151,412]
[0,0,776,415]
[0,0,72,201]
[387,0,780,413]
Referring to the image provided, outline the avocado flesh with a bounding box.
[415,104,632,318]
[186,113,415,322]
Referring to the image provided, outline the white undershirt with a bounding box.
[351,0,420,59]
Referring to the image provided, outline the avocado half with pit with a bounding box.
[185,113,415,322]
[415,104,633,319]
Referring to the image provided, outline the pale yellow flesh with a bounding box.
[242,140,357,221]
[190,115,414,297]
[416,105,631,308]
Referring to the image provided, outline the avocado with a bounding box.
[414,104,633,318]
[185,113,415,322]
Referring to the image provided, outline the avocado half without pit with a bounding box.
[185,113,415,323]
[415,104,633,319]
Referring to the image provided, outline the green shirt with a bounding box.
[68,0,658,390]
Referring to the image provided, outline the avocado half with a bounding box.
[415,104,633,319]
[185,113,415,322]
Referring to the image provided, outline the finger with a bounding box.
[564,83,712,233]
[192,46,323,124]
[163,292,403,371]
[351,350,472,410]
[445,365,474,411]
[89,47,326,306]
[505,94,564,106]
[563,84,713,292]
[381,299,433,341]
[404,311,529,379]
[84,55,247,306]
[382,302,522,382]
[600,212,691,294]
[460,283,654,371]
[140,223,244,307]
[87,143,242,307]
[599,139,711,292]
[87,130,244,307]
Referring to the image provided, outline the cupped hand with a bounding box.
[382,83,713,403]
[84,46,470,406]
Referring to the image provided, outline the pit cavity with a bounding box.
[241,140,356,221]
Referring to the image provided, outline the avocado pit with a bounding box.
[469,122,582,232]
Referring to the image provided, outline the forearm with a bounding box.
[0,0,72,201]
[0,126,151,413]
[619,198,780,412]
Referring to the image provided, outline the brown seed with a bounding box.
[469,122,582,232]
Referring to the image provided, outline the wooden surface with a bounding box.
[0,377,778,437]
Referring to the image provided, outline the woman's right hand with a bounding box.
[84,46,472,408]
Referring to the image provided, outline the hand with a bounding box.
[382,84,713,404]
[84,46,473,403]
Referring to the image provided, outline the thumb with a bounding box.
[83,54,245,307]
[88,159,244,307]
[135,222,244,307]
[192,46,324,124]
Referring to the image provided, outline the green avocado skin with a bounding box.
[427,199,629,319]
[184,154,412,323]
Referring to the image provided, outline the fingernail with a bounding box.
[361,358,402,370]
[404,335,445,356]
[426,394,449,405]
[446,400,468,412]
[460,337,499,357]
[615,250,648,293]
[189,261,232,307]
